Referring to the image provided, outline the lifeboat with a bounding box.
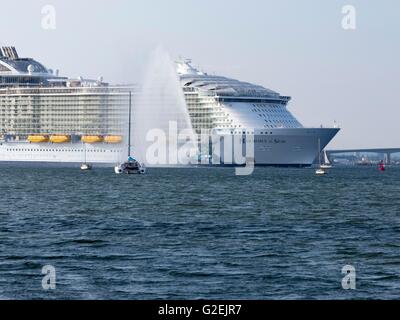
[50,135,71,143]
[28,135,49,143]
[81,136,104,143]
[104,135,123,144]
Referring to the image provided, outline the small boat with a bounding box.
[104,135,123,144]
[50,135,71,143]
[80,142,92,171]
[80,163,92,171]
[114,156,146,175]
[320,164,331,169]
[320,150,332,169]
[28,135,49,143]
[81,135,104,144]
[315,138,327,175]
[114,91,146,175]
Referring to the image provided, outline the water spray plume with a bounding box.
[131,46,198,165]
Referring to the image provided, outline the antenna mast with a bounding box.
[128,91,132,158]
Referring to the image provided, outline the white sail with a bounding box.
[323,150,331,165]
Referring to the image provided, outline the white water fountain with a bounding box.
[132,46,198,166]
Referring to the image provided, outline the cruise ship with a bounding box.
[0,47,130,165]
[177,59,339,166]
[0,47,339,166]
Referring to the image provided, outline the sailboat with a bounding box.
[80,143,92,171]
[315,138,327,175]
[114,91,146,175]
[320,150,332,169]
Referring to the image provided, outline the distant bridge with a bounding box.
[326,148,400,164]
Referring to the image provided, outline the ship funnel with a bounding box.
[2,47,9,58]
[1,48,7,57]
[1,47,19,59]
[10,47,19,59]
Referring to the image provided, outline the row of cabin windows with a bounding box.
[6,148,122,153]
[230,131,274,135]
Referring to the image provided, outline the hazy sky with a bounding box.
[1,0,399,149]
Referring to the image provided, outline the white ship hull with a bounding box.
[218,128,338,166]
[0,128,338,167]
[0,141,124,165]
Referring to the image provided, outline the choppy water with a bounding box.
[0,166,399,300]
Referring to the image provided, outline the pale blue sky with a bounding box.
[1,0,399,148]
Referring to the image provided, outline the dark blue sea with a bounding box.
[0,166,399,299]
